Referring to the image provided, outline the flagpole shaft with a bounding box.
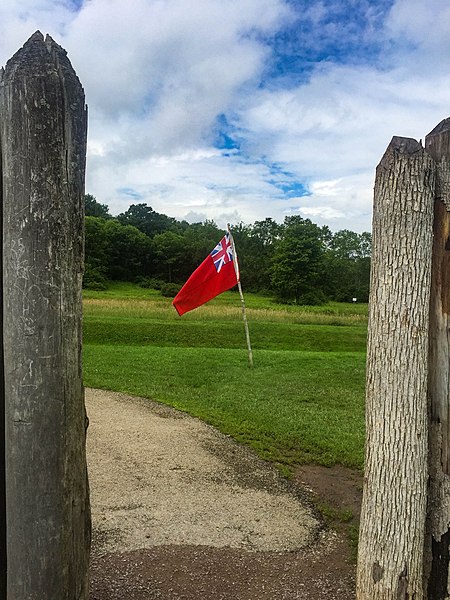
[237,279,254,369]
[227,225,254,369]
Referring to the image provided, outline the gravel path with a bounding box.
[86,388,356,599]
[86,388,319,553]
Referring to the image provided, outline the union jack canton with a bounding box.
[210,233,233,272]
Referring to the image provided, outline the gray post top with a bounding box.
[1,30,85,100]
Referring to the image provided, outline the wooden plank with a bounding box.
[0,32,90,599]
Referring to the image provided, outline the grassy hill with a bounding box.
[83,283,367,472]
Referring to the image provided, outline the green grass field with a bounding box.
[83,283,367,472]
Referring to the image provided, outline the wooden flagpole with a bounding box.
[227,224,254,368]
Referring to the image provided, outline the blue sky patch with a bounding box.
[67,0,84,11]
[213,114,241,152]
[259,0,395,88]
[117,187,144,201]
[266,162,311,198]
[274,180,310,198]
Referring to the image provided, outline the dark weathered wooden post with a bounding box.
[0,32,90,598]
[425,119,450,598]
[0,117,5,599]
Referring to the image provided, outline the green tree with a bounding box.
[227,218,283,293]
[251,217,283,247]
[117,203,176,237]
[103,220,153,281]
[179,220,222,279]
[324,230,372,302]
[85,216,108,269]
[84,216,110,288]
[271,216,328,304]
[84,194,111,219]
[84,216,153,283]
[153,230,185,282]
[83,199,372,300]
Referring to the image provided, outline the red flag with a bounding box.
[173,232,239,316]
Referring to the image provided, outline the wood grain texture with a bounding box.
[356,136,435,599]
[0,32,90,599]
[0,66,5,599]
[425,119,450,599]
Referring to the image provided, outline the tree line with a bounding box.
[84,194,371,304]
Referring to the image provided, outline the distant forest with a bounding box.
[84,194,371,304]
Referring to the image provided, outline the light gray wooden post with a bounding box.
[356,137,435,599]
[0,32,90,599]
[357,121,450,599]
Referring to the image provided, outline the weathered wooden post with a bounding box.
[356,137,435,599]
[425,119,450,598]
[0,32,90,599]
[357,121,450,599]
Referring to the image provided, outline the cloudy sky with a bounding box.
[1,0,449,232]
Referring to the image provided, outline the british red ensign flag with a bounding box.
[172,232,239,316]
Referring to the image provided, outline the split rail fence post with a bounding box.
[0,32,90,599]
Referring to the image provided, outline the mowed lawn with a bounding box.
[83,283,367,471]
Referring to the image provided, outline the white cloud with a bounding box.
[86,148,293,227]
[0,1,78,63]
[297,173,374,233]
[310,179,347,198]
[64,0,289,156]
[386,0,450,48]
[301,206,345,219]
[241,61,450,175]
[1,0,449,234]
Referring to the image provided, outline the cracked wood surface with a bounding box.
[0,32,89,599]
